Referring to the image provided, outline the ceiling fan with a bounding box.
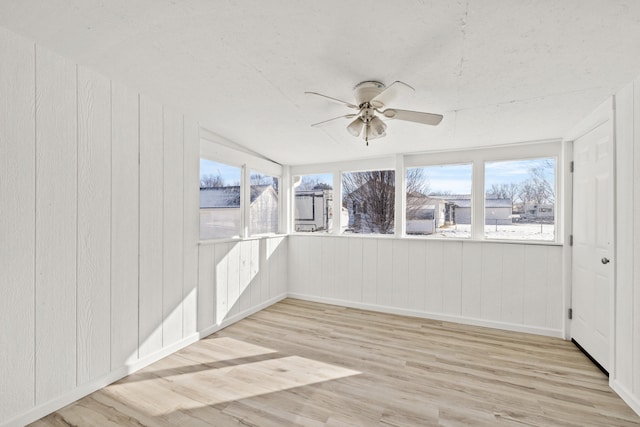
[305,81,443,145]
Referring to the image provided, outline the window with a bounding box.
[249,171,279,235]
[342,170,395,235]
[199,158,242,239]
[406,164,472,238]
[484,157,556,241]
[293,173,335,233]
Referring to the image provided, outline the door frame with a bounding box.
[563,97,616,377]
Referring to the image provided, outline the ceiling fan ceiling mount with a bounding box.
[305,80,443,146]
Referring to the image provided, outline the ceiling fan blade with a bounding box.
[310,114,357,127]
[305,91,358,109]
[369,81,414,108]
[381,108,443,126]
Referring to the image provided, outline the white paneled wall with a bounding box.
[0,27,206,426]
[289,236,564,336]
[613,79,640,415]
[197,237,288,336]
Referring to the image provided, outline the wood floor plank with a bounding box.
[31,299,640,426]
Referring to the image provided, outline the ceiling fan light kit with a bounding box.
[306,80,443,145]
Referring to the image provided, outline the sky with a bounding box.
[200,158,241,185]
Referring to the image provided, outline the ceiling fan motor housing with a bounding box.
[354,81,385,106]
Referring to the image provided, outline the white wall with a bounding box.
[197,237,288,335]
[0,25,290,426]
[288,236,564,337]
[612,79,640,415]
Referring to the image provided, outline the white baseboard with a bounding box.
[611,379,640,417]
[198,293,288,338]
[287,293,564,339]
[2,332,200,427]
[2,295,289,427]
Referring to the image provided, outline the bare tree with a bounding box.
[342,169,427,234]
[342,170,395,233]
[200,173,225,188]
[406,168,430,220]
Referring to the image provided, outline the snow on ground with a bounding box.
[428,223,555,241]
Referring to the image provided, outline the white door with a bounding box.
[571,115,614,372]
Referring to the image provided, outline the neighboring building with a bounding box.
[523,203,554,220]
[200,185,278,239]
[407,194,514,233]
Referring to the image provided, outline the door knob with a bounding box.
[601,257,610,264]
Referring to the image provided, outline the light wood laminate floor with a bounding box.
[32,299,640,426]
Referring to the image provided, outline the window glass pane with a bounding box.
[406,164,472,238]
[294,173,335,233]
[249,171,279,235]
[484,158,556,241]
[342,170,395,235]
[199,158,242,239]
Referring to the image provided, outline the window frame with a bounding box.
[403,162,474,239]
[248,169,281,236]
[290,140,563,244]
[200,131,283,242]
[483,155,558,242]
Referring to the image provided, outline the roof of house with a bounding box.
[200,185,276,208]
[428,194,512,209]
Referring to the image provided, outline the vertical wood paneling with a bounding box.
[215,242,229,324]
[334,238,349,301]
[614,81,634,385]
[162,108,184,346]
[306,237,322,296]
[182,118,199,337]
[278,238,288,295]
[362,239,378,304]
[391,240,409,308]
[0,27,35,421]
[34,46,77,404]
[249,239,261,306]
[523,245,548,327]
[227,242,241,315]
[239,240,252,311]
[407,241,426,311]
[138,97,164,358]
[268,237,286,297]
[376,240,393,306]
[259,239,271,302]
[287,235,303,294]
[424,240,444,313]
[501,244,525,324]
[442,241,463,315]
[546,247,563,330]
[633,78,640,397]
[76,65,111,385]
[480,243,502,321]
[347,238,363,302]
[461,243,482,318]
[110,81,139,368]
[197,244,215,330]
[321,237,336,297]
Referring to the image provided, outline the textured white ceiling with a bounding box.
[1,0,640,165]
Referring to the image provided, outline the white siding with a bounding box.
[0,28,205,426]
[612,78,640,415]
[288,235,564,337]
[0,26,35,422]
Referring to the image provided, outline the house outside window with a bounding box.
[342,170,395,235]
[405,164,472,238]
[484,157,556,241]
[199,158,242,240]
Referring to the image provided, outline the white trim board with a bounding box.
[287,293,564,339]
